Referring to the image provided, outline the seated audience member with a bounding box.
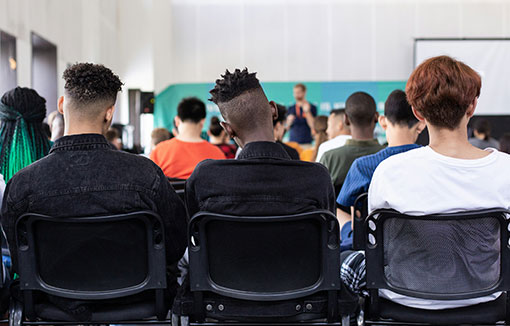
[336,90,425,248]
[319,92,384,194]
[106,127,122,150]
[186,68,335,218]
[1,63,187,309]
[0,87,52,181]
[469,118,499,149]
[208,116,237,159]
[499,132,510,154]
[316,109,351,162]
[47,110,65,141]
[151,127,172,152]
[341,55,510,310]
[151,98,226,179]
[300,115,328,161]
[273,104,300,160]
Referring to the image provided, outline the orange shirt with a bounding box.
[150,138,226,179]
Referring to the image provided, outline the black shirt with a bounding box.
[1,134,188,272]
[185,141,336,218]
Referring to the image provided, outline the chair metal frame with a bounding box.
[352,193,368,251]
[187,210,347,325]
[363,208,510,325]
[12,211,169,325]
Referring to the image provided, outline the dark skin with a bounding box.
[219,100,279,148]
[344,113,379,141]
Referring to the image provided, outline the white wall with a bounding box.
[160,0,510,88]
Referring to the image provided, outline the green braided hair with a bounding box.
[0,87,51,181]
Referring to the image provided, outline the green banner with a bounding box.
[154,81,407,141]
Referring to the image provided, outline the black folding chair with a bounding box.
[362,208,510,325]
[352,193,368,251]
[12,211,170,325]
[168,177,186,201]
[185,210,358,326]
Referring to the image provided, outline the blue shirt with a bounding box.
[337,144,420,207]
[288,103,317,144]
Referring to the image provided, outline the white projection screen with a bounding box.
[415,39,510,115]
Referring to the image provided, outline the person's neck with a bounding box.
[240,130,275,148]
[387,129,417,147]
[429,124,489,159]
[209,135,224,145]
[177,123,204,142]
[64,123,105,137]
[350,126,374,141]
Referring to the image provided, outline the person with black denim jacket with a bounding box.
[1,63,187,316]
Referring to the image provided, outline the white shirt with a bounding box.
[368,146,510,310]
[315,135,351,162]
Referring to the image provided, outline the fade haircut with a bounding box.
[177,97,206,123]
[209,68,272,132]
[63,63,123,114]
[384,90,419,128]
[330,108,346,117]
[345,92,377,127]
[406,55,481,130]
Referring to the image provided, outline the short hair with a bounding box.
[330,108,345,117]
[294,83,306,92]
[177,97,206,123]
[406,55,481,130]
[273,104,287,126]
[105,128,119,142]
[345,92,377,127]
[384,90,419,128]
[209,68,261,104]
[63,63,123,110]
[151,128,171,145]
[208,116,224,136]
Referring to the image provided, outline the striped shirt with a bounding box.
[337,144,420,207]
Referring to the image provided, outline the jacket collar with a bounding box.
[238,141,291,160]
[49,134,112,153]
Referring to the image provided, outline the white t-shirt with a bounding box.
[368,146,510,310]
[315,135,351,162]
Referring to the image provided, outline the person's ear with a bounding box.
[57,96,64,114]
[344,114,351,126]
[174,116,181,128]
[105,105,115,125]
[378,115,388,131]
[220,121,236,139]
[269,101,278,121]
[466,97,477,119]
[415,121,426,134]
[374,112,380,123]
[412,107,425,122]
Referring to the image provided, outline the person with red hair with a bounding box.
[340,55,510,310]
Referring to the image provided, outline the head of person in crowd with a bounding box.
[151,127,171,150]
[0,87,52,181]
[209,68,277,148]
[379,89,425,146]
[499,133,510,154]
[406,55,481,152]
[344,92,379,140]
[175,97,206,141]
[208,116,228,144]
[105,128,122,150]
[472,119,491,141]
[310,115,328,160]
[293,83,307,103]
[273,104,287,142]
[47,110,65,141]
[58,63,123,137]
[326,108,350,140]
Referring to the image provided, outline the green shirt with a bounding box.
[319,139,384,186]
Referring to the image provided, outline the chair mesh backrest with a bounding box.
[33,218,148,291]
[383,216,500,295]
[205,219,321,292]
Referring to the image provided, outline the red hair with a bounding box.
[406,55,481,130]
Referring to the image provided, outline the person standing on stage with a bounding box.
[286,83,317,145]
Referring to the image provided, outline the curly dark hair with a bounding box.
[63,63,123,106]
[209,68,260,104]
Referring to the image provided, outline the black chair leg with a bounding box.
[192,292,204,323]
[327,290,338,323]
[8,299,23,326]
[155,289,167,320]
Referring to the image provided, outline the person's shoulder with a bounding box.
[375,146,427,173]
[323,144,348,159]
[203,141,227,158]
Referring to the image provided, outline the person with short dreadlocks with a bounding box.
[0,87,51,182]
[1,63,187,317]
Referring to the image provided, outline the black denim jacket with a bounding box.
[185,141,336,218]
[1,134,188,273]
